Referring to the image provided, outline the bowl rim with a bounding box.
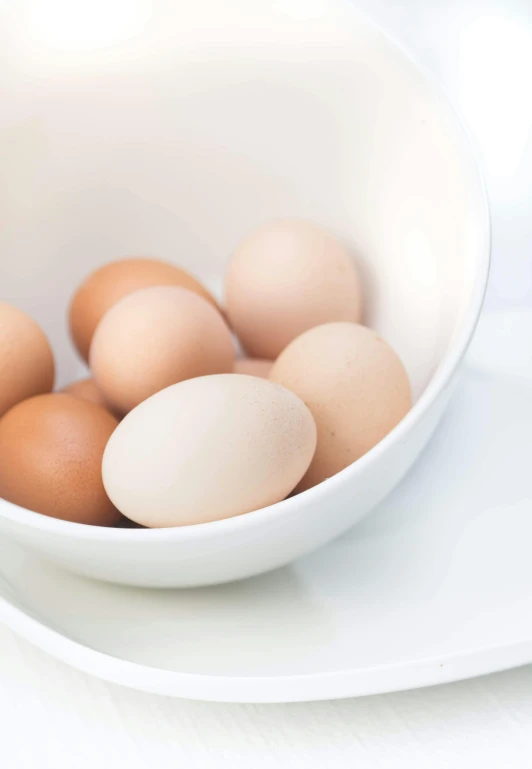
[0,6,491,544]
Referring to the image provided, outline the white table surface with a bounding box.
[3,0,532,766]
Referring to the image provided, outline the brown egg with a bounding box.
[0,394,121,525]
[270,323,412,492]
[69,257,221,362]
[0,302,55,418]
[62,378,108,409]
[234,358,274,379]
[225,219,362,359]
[90,286,235,415]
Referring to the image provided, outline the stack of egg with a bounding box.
[0,219,411,528]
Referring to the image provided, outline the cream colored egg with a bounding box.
[225,219,362,359]
[270,322,412,491]
[102,374,317,527]
[90,286,234,415]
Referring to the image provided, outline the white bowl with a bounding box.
[0,0,489,587]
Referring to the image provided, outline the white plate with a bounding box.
[1,363,531,703]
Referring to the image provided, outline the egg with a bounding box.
[234,358,274,378]
[225,219,362,359]
[0,302,55,418]
[62,378,108,409]
[0,394,121,525]
[90,286,235,415]
[69,257,221,362]
[102,374,317,527]
[270,322,412,491]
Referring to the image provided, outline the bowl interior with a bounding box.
[0,0,485,399]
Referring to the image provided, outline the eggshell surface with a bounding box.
[270,322,412,491]
[90,286,235,415]
[69,257,220,361]
[0,394,121,525]
[102,374,317,527]
[62,378,108,409]
[234,358,274,378]
[225,219,362,358]
[0,302,55,418]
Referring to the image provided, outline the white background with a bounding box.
[2,0,532,766]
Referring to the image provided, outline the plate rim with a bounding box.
[0,2,495,702]
[2,592,532,703]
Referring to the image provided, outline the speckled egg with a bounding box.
[102,374,317,527]
[270,322,412,491]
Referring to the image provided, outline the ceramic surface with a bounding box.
[0,0,489,586]
[0,366,530,702]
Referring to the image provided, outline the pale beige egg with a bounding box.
[225,219,362,359]
[90,286,234,415]
[270,322,412,492]
[102,374,317,527]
